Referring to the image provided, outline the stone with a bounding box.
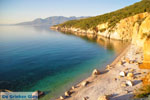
[106,65,111,70]
[129,69,134,72]
[129,60,134,64]
[127,73,134,80]
[92,69,100,75]
[125,68,129,70]
[118,61,123,65]
[126,80,133,86]
[124,90,129,94]
[83,97,88,100]
[60,96,65,100]
[114,78,117,81]
[97,95,109,100]
[125,58,130,63]
[32,90,44,98]
[121,83,126,87]
[71,86,75,90]
[81,81,89,87]
[0,89,12,92]
[119,71,126,77]
[65,91,70,97]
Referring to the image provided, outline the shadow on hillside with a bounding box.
[110,93,134,100]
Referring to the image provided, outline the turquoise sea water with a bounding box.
[0,26,127,100]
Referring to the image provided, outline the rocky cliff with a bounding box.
[51,12,150,42]
[132,14,150,47]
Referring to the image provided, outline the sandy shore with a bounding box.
[56,44,149,100]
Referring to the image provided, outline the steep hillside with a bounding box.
[57,0,150,30]
[52,0,150,41]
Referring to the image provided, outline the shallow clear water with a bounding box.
[0,26,127,100]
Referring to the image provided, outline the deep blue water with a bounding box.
[0,26,127,100]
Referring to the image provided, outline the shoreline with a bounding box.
[56,44,149,100]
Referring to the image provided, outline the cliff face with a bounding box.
[51,12,150,42]
[97,12,149,40]
[132,14,150,47]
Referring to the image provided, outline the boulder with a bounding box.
[81,81,89,87]
[65,91,70,97]
[71,86,75,90]
[125,58,130,63]
[92,69,100,75]
[0,89,12,92]
[118,61,123,65]
[60,96,65,100]
[97,95,109,100]
[129,60,134,64]
[32,90,44,98]
[121,83,126,87]
[126,80,133,86]
[106,65,112,70]
[119,71,126,77]
[129,69,134,72]
[83,97,88,100]
[124,68,129,70]
[127,73,134,80]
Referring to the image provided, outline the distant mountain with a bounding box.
[16,16,87,26]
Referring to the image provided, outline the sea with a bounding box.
[0,25,128,100]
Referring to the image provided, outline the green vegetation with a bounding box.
[57,0,150,30]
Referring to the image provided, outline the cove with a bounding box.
[0,26,128,100]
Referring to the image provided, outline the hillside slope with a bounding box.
[52,0,150,41]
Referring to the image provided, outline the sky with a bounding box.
[0,0,141,24]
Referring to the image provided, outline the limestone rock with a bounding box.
[132,14,150,47]
[60,96,65,100]
[121,83,126,87]
[81,81,89,87]
[129,60,134,64]
[65,91,70,97]
[126,80,133,86]
[97,95,109,100]
[125,58,130,63]
[119,71,126,77]
[129,69,134,72]
[83,97,88,100]
[125,68,129,71]
[32,90,44,98]
[92,69,100,75]
[106,65,112,70]
[71,86,75,90]
[118,61,123,65]
[127,73,134,80]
